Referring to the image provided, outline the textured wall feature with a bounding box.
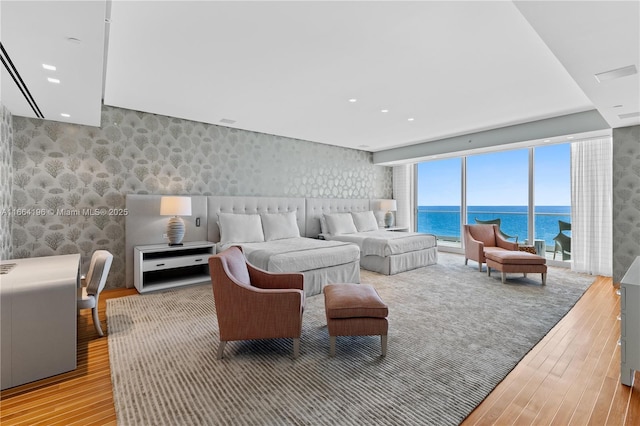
[1,105,13,260]
[612,125,640,283]
[12,105,392,288]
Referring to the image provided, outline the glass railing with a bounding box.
[417,207,571,253]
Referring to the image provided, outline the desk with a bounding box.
[1,254,80,390]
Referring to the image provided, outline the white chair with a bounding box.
[77,250,113,337]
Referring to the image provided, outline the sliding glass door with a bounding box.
[466,149,529,244]
[416,158,462,246]
[534,144,571,259]
[416,143,572,261]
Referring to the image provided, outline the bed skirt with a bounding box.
[360,247,438,275]
[302,259,361,297]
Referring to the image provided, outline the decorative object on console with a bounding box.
[160,196,192,246]
[380,199,397,228]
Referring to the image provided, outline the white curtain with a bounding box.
[571,138,612,276]
[392,165,413,229]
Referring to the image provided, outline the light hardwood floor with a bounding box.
[1,276,638,425]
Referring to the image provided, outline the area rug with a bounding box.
[107,252,594,425]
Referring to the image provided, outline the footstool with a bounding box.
[485,250,547,285]
[323,283,388,357]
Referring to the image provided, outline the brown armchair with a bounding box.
[464,224,518,271]
[208,246,305,360]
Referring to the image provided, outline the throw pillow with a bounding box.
[351,211,379,232]
[324,213,358,235]
[261,211,300,241]
[218,213,265,244]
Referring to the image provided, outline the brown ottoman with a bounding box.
[323,283,388,357]
[485,250,547,285]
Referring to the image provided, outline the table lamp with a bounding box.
[380,199,397,228]
[160,196,192,246]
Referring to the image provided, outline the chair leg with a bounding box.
[216,341,227,360]
[92,307,104,337]
[329,335,336,357]
[381,335,387,357]
[478,263,482,272]
[542,273,547,285]
[501,272,506,284]
[487,266,491,276]
[465,258,468,265]
[524,272,528,278]
[292,338,300,359]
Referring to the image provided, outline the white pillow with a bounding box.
[261,211,300,241]
[218,213,265,244]
[351,211,379,232]
[324,213,358,235]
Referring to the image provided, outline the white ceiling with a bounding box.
[1,1,638,153]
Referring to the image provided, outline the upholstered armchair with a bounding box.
[208,246,305,360]
[464,224,518,271]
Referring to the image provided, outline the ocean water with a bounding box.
[417,205,571,247]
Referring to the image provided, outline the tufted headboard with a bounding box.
[305,198,372,238]
[207,196,306,242]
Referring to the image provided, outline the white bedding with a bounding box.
[323,230,437,257]
[217,237,360,273]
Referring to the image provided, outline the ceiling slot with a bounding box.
[0,42,44,118]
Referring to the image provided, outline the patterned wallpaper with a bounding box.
[1,105,13,260]
[612,125,640,283]
[11,105,392,288]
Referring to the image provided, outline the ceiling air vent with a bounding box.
[219,118,236,125]
[618,112,640,120]
[594,65,637,83]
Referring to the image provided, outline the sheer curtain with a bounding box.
[571,137,612,276]
[392,165,413,229]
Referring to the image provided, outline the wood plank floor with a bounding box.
[1,276,638,425]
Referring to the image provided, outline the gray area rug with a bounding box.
[107,252,594,425]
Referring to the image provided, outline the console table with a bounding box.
[134,241,215,293]
[620,256,640,386]
[1,254,80,390]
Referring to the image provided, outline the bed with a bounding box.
[208,196,360,297]
[306,198,438,275]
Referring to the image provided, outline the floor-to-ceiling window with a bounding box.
[534,144,571,259]
[416,143,572,262]
[466,149,529,244]
[416,158,462,246]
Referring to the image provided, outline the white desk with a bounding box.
[1,254,80,390]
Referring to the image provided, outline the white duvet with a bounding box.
[323,230,437,257]
[217,237,360,273]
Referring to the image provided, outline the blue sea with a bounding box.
[417,205,571,247]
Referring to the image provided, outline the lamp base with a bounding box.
[166,216,186,246]
[384,211,395,228]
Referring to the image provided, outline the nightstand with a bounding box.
[382,226,409,232]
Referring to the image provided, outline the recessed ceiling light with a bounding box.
[358,144,370,148]
[567,136,574,139]
[348,98,357,103]
[613,104,624,108]
[60,113,70,118]
[66,37,82,44]
[47,77,60,84]
[381,109,389,113]
[544,139,551,142]
[219,118,236,124]
[407,118,415,122]
[594,65,637,83]
[42,64,56,71]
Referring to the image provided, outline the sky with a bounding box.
[417,143,571,206]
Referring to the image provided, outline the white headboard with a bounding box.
[305,198,372,238]
[207,196,306,242]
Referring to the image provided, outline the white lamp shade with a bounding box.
[160,196,192,216]
[379,199,397,212]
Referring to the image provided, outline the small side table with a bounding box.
[518,245,537,255]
